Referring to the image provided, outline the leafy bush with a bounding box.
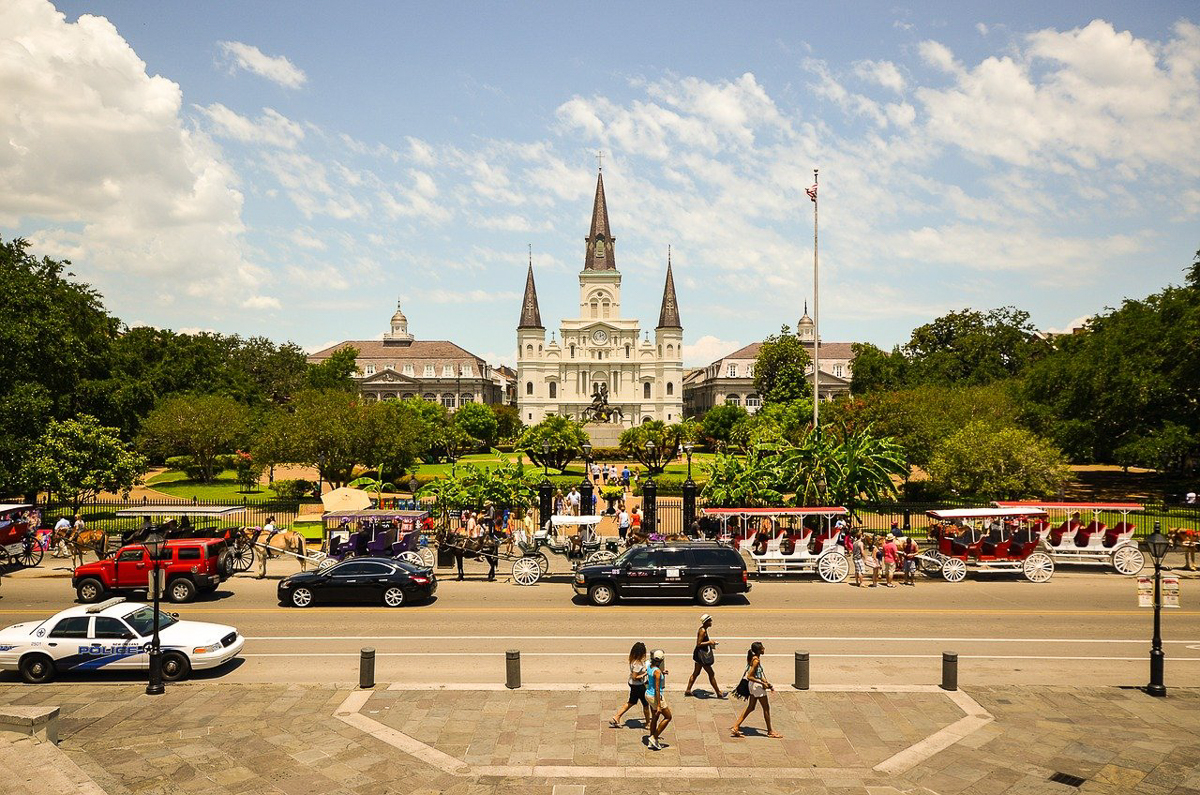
[269,479,316,500]
[585,446,624,460]
[165,455,207,481]
[633,474,694,496]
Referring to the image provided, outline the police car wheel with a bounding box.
[19,653,55,684]
[76,578,105,603]
[160,652,191,682]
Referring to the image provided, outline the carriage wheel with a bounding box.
[585,550,616,566]
[398,551,422,567]
[512,557,541,586]
[817,552,849,583]
[1112,546,1145,576]
[16,540,43,568]
[231,542,255,573]
[418,547,435,568]
[918,551,944,576]
[941,557,967,582]
[1022,552,1054,583]
[317,557,336,573]
[533,551,550,575]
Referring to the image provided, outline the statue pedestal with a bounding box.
[584,423,626,449]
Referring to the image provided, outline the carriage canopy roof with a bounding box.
[927,507,1048,520]
[550,515,604,526]
[115,506,245,517]
[702,506,848,517]
[0,504,34,514]
[993,501,1144,511]
[324,509,429,521]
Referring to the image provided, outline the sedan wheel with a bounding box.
[383,586,405,607]
[160,652,191,682]
[19,654,54,684]
[291,587,314,608]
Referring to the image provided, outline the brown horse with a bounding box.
[1170,527,1197,570]
[250,528,309,573]
[436,527,500,581]
[52,526,108,568]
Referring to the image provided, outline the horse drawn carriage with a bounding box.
[115,506,257,573]
[319,509,434,572]
[993,501,1146,575]
[515,515,621,576]
[0,504,42,569]
[921,507,1055,582]
[702,507,852,582]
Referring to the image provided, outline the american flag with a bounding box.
[806,183,818,203]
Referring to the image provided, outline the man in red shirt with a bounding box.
[882,536,899,588]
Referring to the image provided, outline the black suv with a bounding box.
[573,542,750,607]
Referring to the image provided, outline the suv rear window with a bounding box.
[177,547,202,561]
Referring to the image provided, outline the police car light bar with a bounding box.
[85,597,127,614]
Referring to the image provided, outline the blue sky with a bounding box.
[2,1,1198,367]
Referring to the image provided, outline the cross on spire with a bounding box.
[596,150,604,171]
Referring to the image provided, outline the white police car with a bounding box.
[0,598,244,684]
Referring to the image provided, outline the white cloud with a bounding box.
[683,335,742,367]
[217,40,306,89]
[198,104,305,148]
[241,295,282,310]
[0,0,260,303]
[853,59,907,93]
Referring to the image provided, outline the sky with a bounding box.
[2,1,1198,369]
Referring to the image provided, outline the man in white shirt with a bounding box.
[256,516,277,579]
[52,516,71,557]
[618,507,631,542]
[567,487,581,516]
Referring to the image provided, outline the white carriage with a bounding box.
[703,507,851,582]
[993,501,1146,576]
[923,507,1054,582]
[508,515,620,586]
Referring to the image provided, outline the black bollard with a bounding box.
[359,648,376,689]
[941,651,958,691]
[505,649,521,689]
[794,651,810,690]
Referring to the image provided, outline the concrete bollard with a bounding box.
[941,651,958,691]
[359,648,376,689]
[505,649,521,689]
[794,651,810,690]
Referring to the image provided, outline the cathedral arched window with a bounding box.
[602,300,611,318]
[569,344,575,358]
[643,382,651,400]
[666,344,673,357]
[590,300,598,318]
[549,382,557,399]
[526,381,533,396]
[625,344,631,358]
[538,344,543,354]
[667,382,674,396]
[525,344,533,357]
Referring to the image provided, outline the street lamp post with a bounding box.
[541,441,550,478]
[643,441,657,534]
[579,443,593,517]
[143,532,166,696]
[1146,523,1170,697]
[681,442,696,533]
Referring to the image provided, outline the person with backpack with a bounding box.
[730,641,782,738]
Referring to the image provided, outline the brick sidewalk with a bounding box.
[0,683,1197,795]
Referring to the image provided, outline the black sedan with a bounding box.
[278,557,436,607]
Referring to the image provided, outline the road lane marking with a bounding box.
[243,634,1200,644]
[2,608,1196,616]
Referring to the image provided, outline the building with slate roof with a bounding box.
[683,306,857,416]
[307,301,504,407]
[517,169,684,426]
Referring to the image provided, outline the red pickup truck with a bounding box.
[73,538,231,604]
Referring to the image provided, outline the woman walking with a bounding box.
[730,642,782,738]
[685,614,726,698]
[646,649,672,750]
[610,642,652,729]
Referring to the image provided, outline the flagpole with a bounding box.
[811,168,820,438]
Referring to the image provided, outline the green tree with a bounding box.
[307,346,360,391]
[24,415,146,511]
[368,399,435,476]
[619,420,690,475]
[281,390,371,487]
[490,404,524,442]
[927,421,1072,499]
[902,307,1044,386]
[516,415,588,473]
[1112,422,1198,473]
[730,399,813,451]
[701,450,784,507]
[701,404,748,449]
[753,325,813,405]
[139,394,251,482]
[454,402,500,447]
[849,342,909,394]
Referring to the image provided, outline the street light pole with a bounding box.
[144,532,166,696]
[1146,523,1170,697]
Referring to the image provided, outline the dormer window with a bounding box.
[424,365,435,377]
[442,365,454,377]
[364,364,376,375]
[403,364,414,375]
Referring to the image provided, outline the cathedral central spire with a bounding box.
[518,258,544,329]
[584,170,616,271]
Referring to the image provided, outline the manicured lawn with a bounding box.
[147,468,266,501]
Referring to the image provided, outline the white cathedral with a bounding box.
[516,170,685,429]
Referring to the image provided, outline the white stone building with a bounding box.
[516,170,685,429]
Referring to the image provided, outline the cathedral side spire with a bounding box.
[584,170,616,271]
[518,258,544,329]
[657,249,682,329]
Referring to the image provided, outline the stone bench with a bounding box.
[0,705,59,744]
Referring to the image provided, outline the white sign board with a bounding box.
[147,569,165,598]
[1137,576,1181,608]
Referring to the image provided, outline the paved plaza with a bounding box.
[2,681,1199,795]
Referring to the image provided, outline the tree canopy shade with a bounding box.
[926,421,1072,499]
[700,403,748,449]
[490,404,524,442]
[454,401,500,447]
[516,415,588,473]
[753,326,813,405]
[138,394,252,482]
[24,415,146,511]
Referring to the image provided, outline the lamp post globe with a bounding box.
[143,532,166,696]
[1146,523,1169,697]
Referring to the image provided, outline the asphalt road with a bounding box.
[2,554,1199,689]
